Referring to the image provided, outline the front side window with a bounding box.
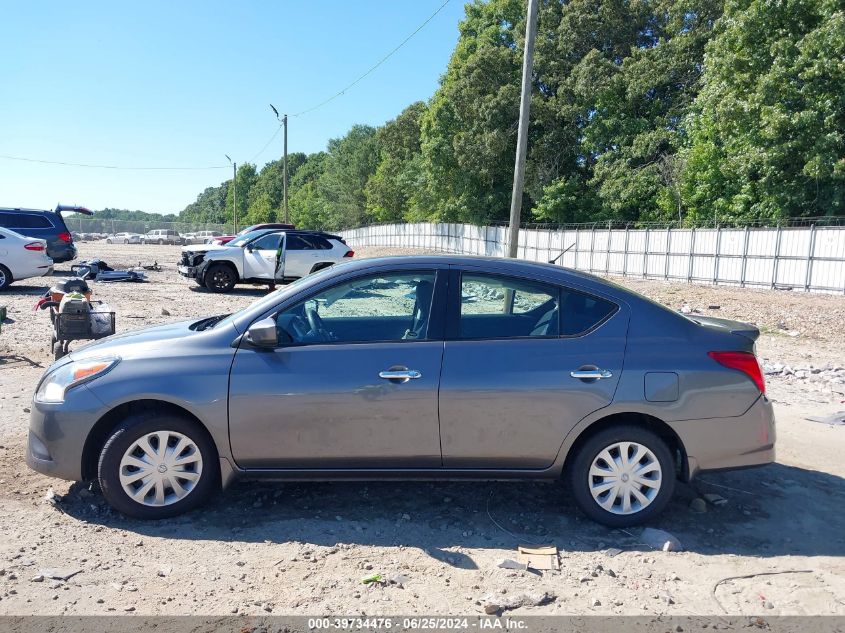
[276,271,437,344]
[459,273,560,339]
[250,233,282,251]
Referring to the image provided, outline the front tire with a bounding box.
[204,263,237,293]
[98,411,219,519]
[569,425,675,527]
[157,239,164,245]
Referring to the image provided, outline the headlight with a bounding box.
[35,357,119,404]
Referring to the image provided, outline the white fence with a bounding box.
[341,223,845,294]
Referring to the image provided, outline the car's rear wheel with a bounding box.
[98,411,219,519]
[569,425,674,527]
[0,265,13,291]
[123,239,129,244]
[157,238,164,245]
[204,263,237,293]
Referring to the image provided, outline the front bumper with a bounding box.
[670,394,776,480]
[177,264,199,279]
[26,384,107,482]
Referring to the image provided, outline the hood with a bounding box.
[181,243,228,254]
[68,319,200,360]
[687,315,760,342]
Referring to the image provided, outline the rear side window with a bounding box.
[302,235,332,249]
[0,212,53,229]
[286,235,309,250]
[459,274,560,339]
[560,289,617,336]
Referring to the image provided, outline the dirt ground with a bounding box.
[0,242,843,617]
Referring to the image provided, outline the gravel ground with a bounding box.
[0,243,843,617]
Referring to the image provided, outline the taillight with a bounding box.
[344,250,355,257]
[24,242,45,251]
[58,232,72,242]
[708,351,765,394]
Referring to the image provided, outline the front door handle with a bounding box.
[570,368,613,380]
[379,369,422,381]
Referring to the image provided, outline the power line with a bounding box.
[249,124,282,164]
[291,0,452,118]
[0,153,228,171]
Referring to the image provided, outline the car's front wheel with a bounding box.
[204,263,237,293]
[569,425,675,527]
[98,411,219,519]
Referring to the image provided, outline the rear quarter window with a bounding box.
[560,289,617,336]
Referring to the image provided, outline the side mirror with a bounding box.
[245,317,278,348]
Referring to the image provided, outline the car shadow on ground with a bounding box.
[57,462,845,563]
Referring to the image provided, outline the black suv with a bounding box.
[0,205,92,263]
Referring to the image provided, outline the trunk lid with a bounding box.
[688,315,760,342]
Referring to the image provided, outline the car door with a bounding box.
[283,234,315,277]
[438,267,628,469]
[228,267,446,468]
[242,232,284,280]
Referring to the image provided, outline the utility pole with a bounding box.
[270,105,289,223]
[506,0,540,258]
[225,155,238,234]
[283,114,289,223]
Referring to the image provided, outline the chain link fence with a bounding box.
[341,221,845,294]
[63,217,232,239]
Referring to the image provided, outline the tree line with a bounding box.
[175,0,842,231]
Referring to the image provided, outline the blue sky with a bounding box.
[0,0,466,214]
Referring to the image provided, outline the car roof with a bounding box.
[334,254,655,302]
[0,207,55,214]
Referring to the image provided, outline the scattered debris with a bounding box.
[482,591,555,615]
[39,568,82,581]
[805,411,845,426]
[703,493,728,506]
[711,569,814,613]
[591,598,601,607]
[157,566,172,578]
[603,547,623,558]
[161,308,171,316]
[361,573,383,585]
[389,573,409,588]
[689,498,708,513]
[496,558,527,571]
[517,545,559,571]
[641,528,683,552]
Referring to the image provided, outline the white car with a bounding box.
[0,227,54,290]
[178,229,353,293]
[184,230,224,245]
[106,232,142,244]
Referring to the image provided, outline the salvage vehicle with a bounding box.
[106,232,142,244]
[0,205,92,263]
[178,228,353,292]
[27,255,775,525]
[0,228,53,290]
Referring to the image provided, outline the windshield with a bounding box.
[229,229,273,248]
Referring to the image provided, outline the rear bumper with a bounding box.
[669,394,776,480]
[47,243,77,263]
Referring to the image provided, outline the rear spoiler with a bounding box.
[688,315,760,342]
[55,204,93,216]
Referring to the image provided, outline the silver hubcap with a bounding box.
[119,431,203,507]
[588,441,662,515]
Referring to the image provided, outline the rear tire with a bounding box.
[157,239,164,245]
[98,411,219,520]
[0,265,12,291]
[569,425,675,527]
[204,263,237,293]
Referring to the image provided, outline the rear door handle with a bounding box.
[570,369,613,380]
[379,369,422,381]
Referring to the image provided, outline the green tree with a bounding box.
[224,163,257,229]
[318,125,380,229]
[366,102,427,222]
[245,153,307,224]
[681,0,845,223]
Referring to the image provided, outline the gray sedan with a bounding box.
[26,256,775,526]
